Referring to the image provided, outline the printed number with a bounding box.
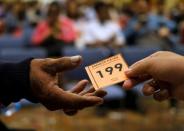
[96,63,123,78]
[96,71,104,78]
[105,67,113,75]
[115,63,122,71]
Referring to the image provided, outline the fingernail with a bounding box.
[147,86,155,94]
[123,79,131,89]
[125,68,132,74]
[71,55,82,65]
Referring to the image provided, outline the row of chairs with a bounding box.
[1,45,184,67]
[0,48,46,62]
[1,46,184,76]
[0,46,161,81]
[0,28,33,48]
[0,36,25,48]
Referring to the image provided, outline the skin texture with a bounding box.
[30,56,106,115]
[123,51,184,101]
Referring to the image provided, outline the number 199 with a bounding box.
[96,63,123,78]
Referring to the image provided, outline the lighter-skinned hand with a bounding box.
[123,51,184,101]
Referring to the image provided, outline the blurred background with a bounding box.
[0,0,184,130]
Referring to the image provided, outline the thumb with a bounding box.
[43,55,82,75]
[125,57,153,78]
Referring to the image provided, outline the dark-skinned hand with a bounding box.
[30,56,106,113]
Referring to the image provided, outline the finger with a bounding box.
[94,90,107,97]
[142,79,171,101]
[153,89,170,102]
[64,87,104,115]
[142,79,162,96]
[67,95,103,109]
[69,80,88,93]
[142,83,156,96]
[43,84,104,110]
[123,74,152,89]
[63,109,78,116]
[64,90,107,114]
[63,87,96,116]
[124,57,153,78]
[79,87,95,95]
[85,90,107,97]
[43,56,82,75]
[63,90,107,114]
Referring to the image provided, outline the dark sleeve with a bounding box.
[0,59,37,106]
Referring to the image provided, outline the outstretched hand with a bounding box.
[30,56,106,112]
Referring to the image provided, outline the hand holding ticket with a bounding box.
[85,54,128,90]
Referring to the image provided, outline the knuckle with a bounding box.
[153,93,164,102]
[61,57,71,65]
[152,51,164,56]
[142,85,152,96]
[45,58,53,62]
[43,58,54,65]
[56,57,71,68]
[31,59,44,68]
[41,58,52,68]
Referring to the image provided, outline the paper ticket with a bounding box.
[85,54,128,90]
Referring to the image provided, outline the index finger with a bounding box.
[122,57,154,89]
[125,57,153,78]
[123,74,152,89]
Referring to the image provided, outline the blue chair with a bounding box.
[62,47,111,80]
[0,35,24,48]
[0,48,47,62]
[119,47,161,65]
[174,44,184,55]
[104,86,126,100]
[23,28,34,46]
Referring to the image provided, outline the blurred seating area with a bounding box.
[0,0,184,130]
[0,0,183,58]
[0,0,183,76]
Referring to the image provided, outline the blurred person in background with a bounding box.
[64,0,87,50]
[180,21,184,44]
[77,1,125,49]
[146,0,176,33]
[65,0,81,21]
[26,1,42,28]
[120,4,137,45]
[78,0,97,21]
[0,19,5,36]
[32,1,77,57]
[135,23,174,50]
[122,0,176,50]
[5,1,27,37]
[0,1,5,18]
[74,0,96,50]
[171,1,184,25]
[121,0,152,45]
